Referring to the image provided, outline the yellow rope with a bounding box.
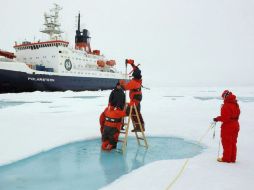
[165,122,216,190]
[165,159,190,190]
[198,123,215,143]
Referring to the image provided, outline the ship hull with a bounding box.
[0,69,120,93]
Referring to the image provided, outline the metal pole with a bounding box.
[217,138,221,158]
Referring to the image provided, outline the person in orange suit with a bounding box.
[99,82,125,138]
[120,59,144,132]
[101,104,126,151]
[214,90,240,163]
[120,59,142,113]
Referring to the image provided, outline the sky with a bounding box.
[0,0,254,87]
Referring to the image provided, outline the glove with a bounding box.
[213,118,218,122]
[119,80,125,86]
[125,59,134,65]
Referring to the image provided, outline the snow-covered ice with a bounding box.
[0,86,253,190]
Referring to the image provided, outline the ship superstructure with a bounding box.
[0,4,126,93]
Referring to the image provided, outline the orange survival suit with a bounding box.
[119,60,144,132]
[99,82,126,138]
[120,61,142,111]
[101,106,126,150]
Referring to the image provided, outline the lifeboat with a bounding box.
[106,60,116,66]
[26,64,33,69]
[0,50,16,59]
[97,60,105,67]
[93,50,100,55]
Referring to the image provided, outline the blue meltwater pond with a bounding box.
[0,137,204,190]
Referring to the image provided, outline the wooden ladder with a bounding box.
[118,104,148,154]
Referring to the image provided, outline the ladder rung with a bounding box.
[118,106,147,153]
[115,149,123,153]
[131,129,143,132]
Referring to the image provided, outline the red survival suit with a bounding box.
[215,90,240,163]
[101,106,126,150]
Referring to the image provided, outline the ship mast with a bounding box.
[41,4,63,40]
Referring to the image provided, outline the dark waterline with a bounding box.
[0,100,52,109]
[62,96,103,99]
[0,137,204,190]
[194,96,254,102]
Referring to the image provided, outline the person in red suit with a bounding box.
[214,90,240,163]
[101,104,126,151]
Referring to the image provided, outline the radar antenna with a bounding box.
[41,4,63,40]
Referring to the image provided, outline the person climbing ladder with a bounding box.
[120,59,145,132]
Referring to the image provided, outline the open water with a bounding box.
[0,137,204,190]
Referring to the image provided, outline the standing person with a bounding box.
[120,59,144,132]
[101,104,126,151]
[213,90,240,163]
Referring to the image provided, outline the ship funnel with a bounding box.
[75,13,91,52]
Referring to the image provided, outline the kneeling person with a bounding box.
[101,104,126,151]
